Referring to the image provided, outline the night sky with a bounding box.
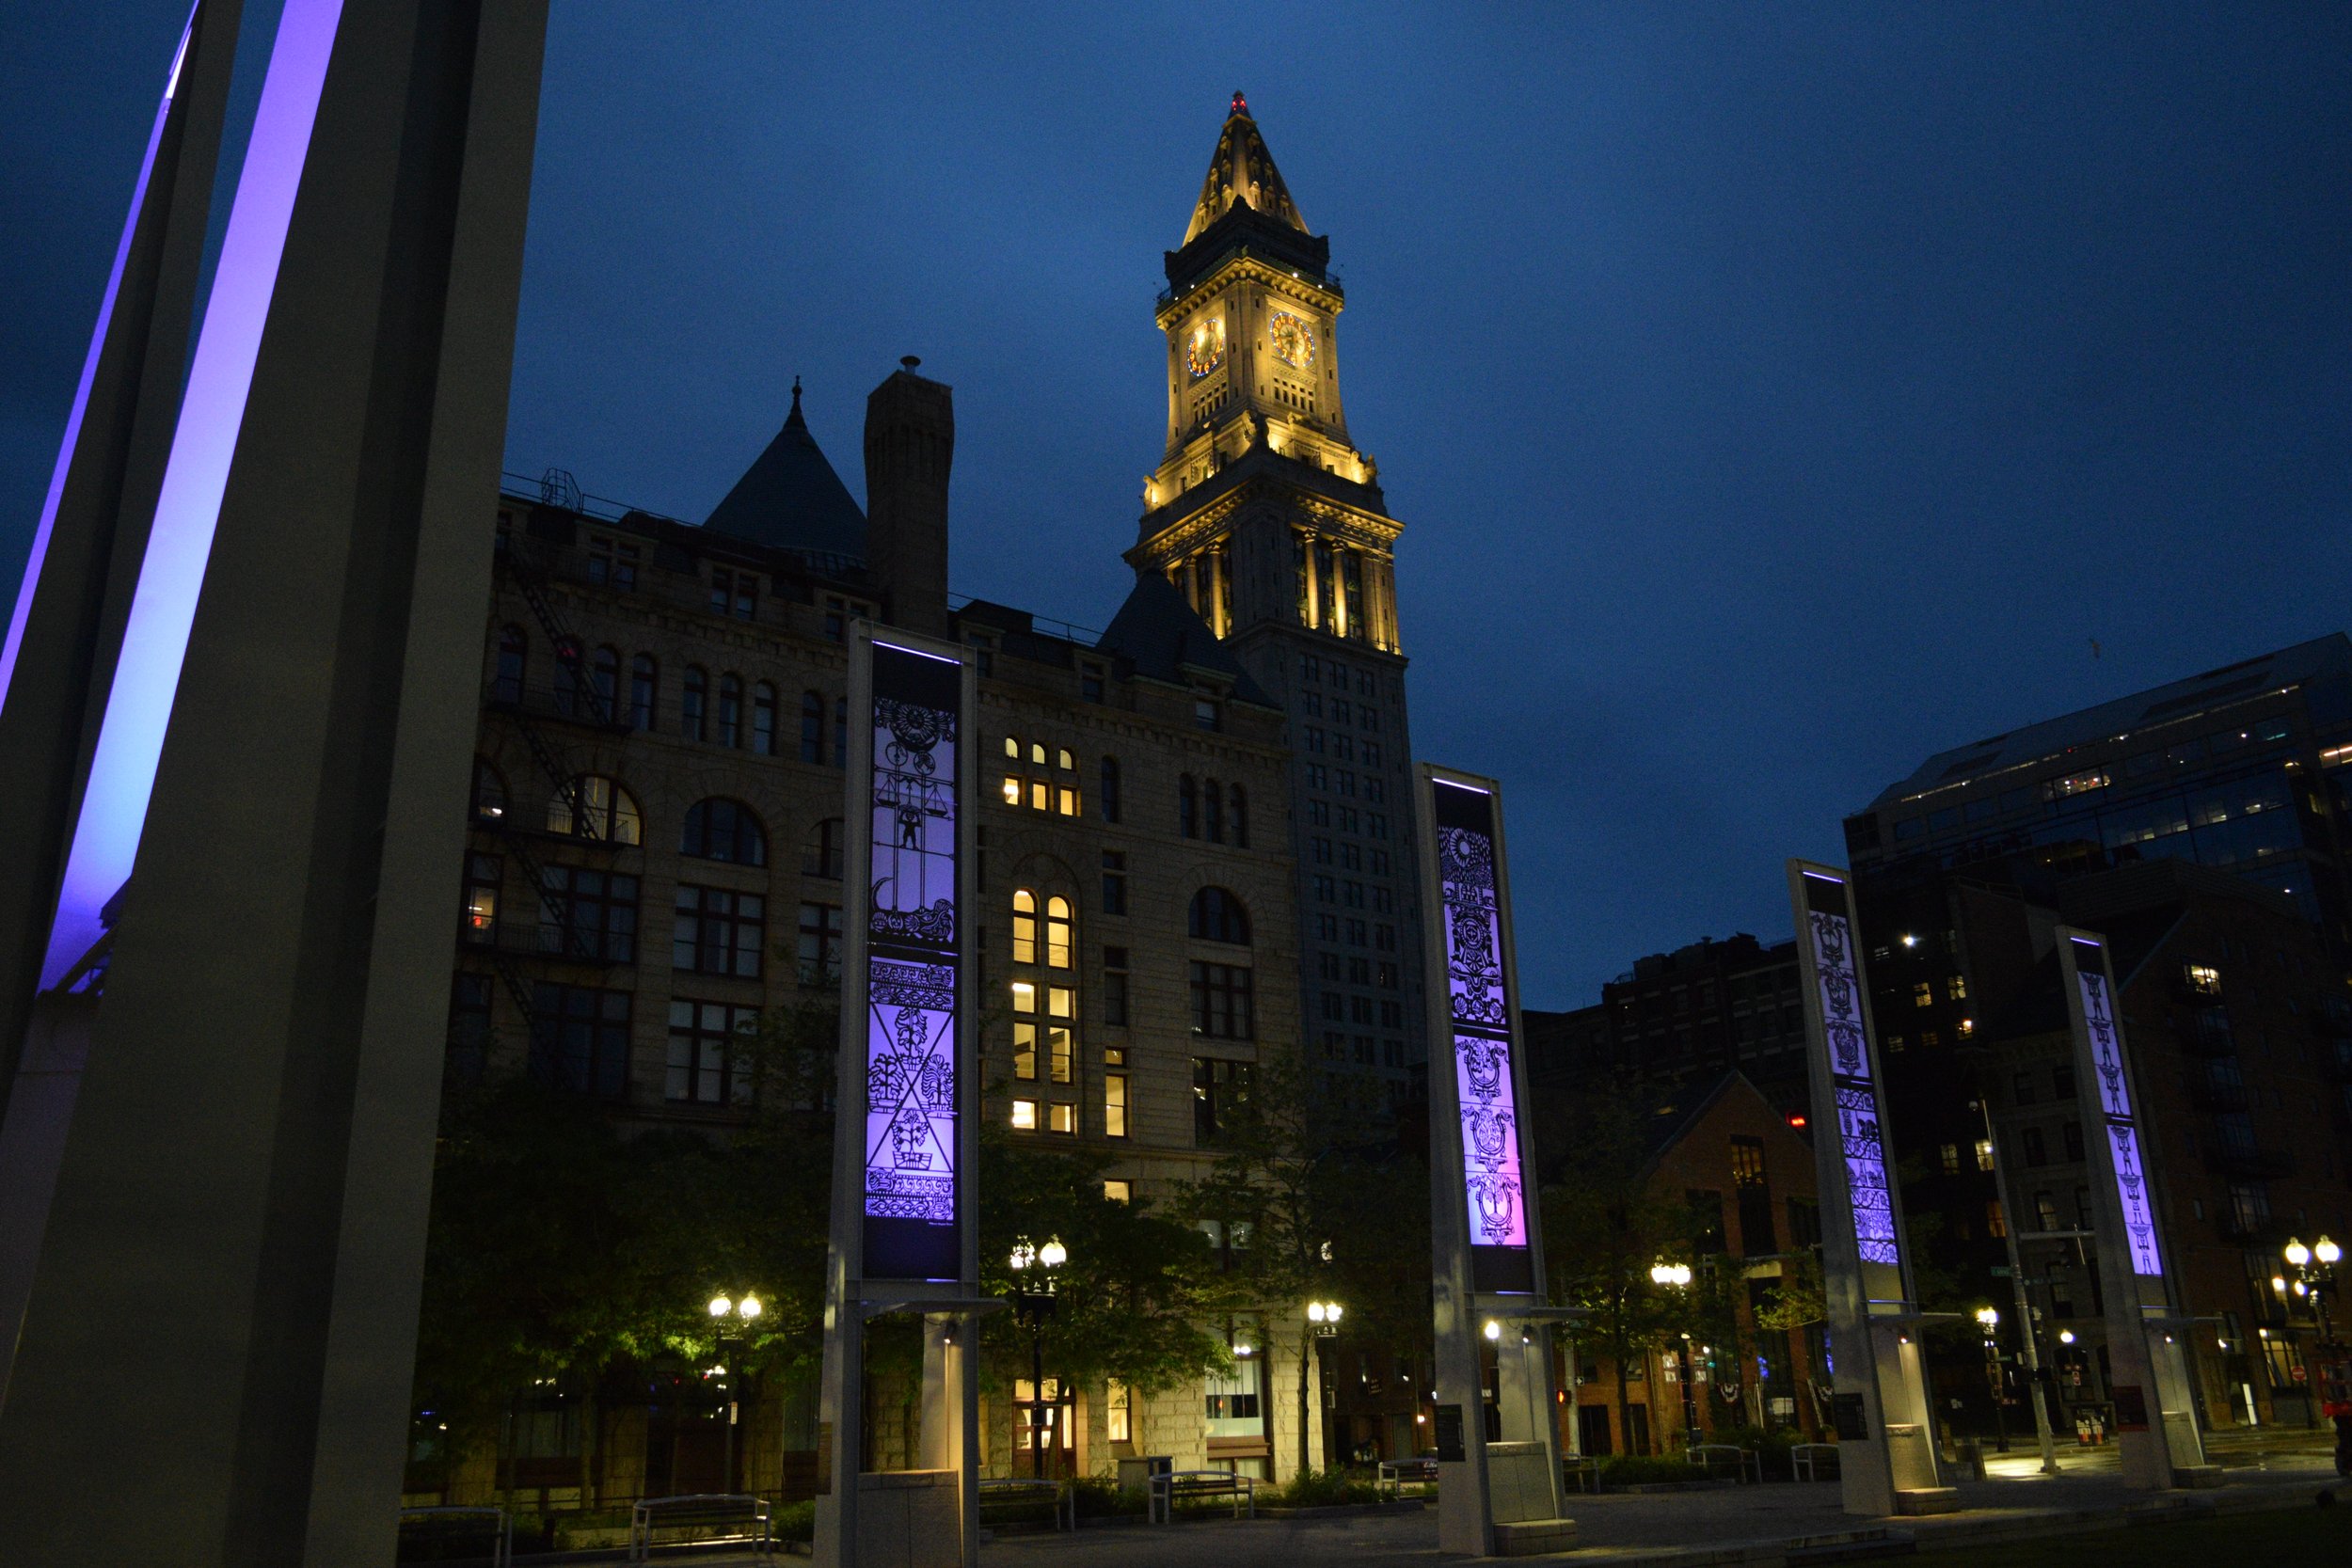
[5,4,2346,1007]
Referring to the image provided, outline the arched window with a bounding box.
[1046,895,1073,969]
[681,798,767,865]
[803,818,843,879]
[471,757,508,823]
[1229,784,1248,848]
[1012,889,1038,964]
[492,625,526,704]
[1179,774,1198,838]
[1030,741,1046,766]
[801,690,825,763]
[629,654,658,730]
[1057,748,1074,771]
[753,682,778,755]
[1188,886,1251,944]
[1099,755,1121,823]
[682,666,708,741]
[590,646,620,722]
[1203,777,1223,843]
[1004,736,1020,759]
[547,775,642,845]
[718,673,744,748]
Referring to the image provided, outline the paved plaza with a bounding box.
[975,1430,2341,1568]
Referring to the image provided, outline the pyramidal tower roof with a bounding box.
[704,378,868,564]
[1182,91,1308,245]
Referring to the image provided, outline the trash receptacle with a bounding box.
[1952,1440,1986,1481]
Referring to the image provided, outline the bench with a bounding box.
[979,1476,1073,1530]
[628,1494,773,1562]
[1376,1457,1438,1496]
[1148,1468,1257,1524]
[398,1506,510,1567]
[1688,1443,1762,1484]
[1563,1454,1603,1493]
[1791,1442,1841,1482]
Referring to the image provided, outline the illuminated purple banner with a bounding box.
[1434,782,1527,1257]
[1804,889,1900,1267]
[2076,959,2162,1276]
[859,642,962,1282]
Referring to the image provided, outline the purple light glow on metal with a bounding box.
[0,5,198,707]
[1807,906,1900,1266]
[1435,783,1525,1250]
[2075,952,2163,1276]
[37,0,347,988]
[859,650,962,1279]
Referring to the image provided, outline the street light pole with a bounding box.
[1649,1262,1696,1449]
[1979,1099,2060,1473]
[1009,1240,1067,1481]
[707,1291,765,1495]
[1976,1307,2010,1453]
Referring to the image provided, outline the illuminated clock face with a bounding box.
[1270,309,1316,372]
[1186,316,1226,379]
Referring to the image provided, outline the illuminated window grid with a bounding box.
[1011,1099,1038,1131]
[1104,1073,1128,1137]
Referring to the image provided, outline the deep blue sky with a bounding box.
[6,4,2347,1007]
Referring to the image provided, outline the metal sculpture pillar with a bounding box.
[0,2,548,1561]
[815,626,982,1568]
[1788,862,1949,1515]
[1418,767,1573,1557]
[2056,928,2213,1488]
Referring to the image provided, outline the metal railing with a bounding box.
[397,1505,510,1566]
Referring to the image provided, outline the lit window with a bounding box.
[1939,1142,1960,1176]
[1104,1075,1128,1138]
[1947,974,1968,1001]
[1057,786,1079,816]
[2042,771,2110,800]
[1002,776,1021,805]
[1046,897,1073,969]
[1974,1138,1995,1172]
[1031,742,1047,766]
[1106,1379,1132,1442]
[1104,1180,1132,1203]
[1049,1102,1075,1134]
[1012,891,1038,964]
[1011,1100,1038,1131]
[1049,986,1073,1020]
[1030,781,1049,812]
[1013,1022,1037,1082]
[2185,964,2221,995]
[1057,748,1075,771]
[1913,982,1932,1008]
[1957,1018,1975,1037]
[1049,1024,1073,1085]
[1010,981,1036,1016]
[1005,736,1020,758]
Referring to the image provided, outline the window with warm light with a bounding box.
[1105,1379,1132,1443]
[1975,1138,1996,1172]
[1046,897,1073,969]
[2185,964,2221,995]
[1104,1074,1128,1137]
[1049,1102,1075,1134]
[1013,891,1037,963]
[1011,1100,1038,1131]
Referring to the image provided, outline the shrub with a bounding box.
[1068,1477,1139,1519]
[1270,1467,1382,1507]
[773,1500,815,1544]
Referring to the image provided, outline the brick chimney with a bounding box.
[864,356,953,635]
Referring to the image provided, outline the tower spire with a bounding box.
[1183,92,1305,245]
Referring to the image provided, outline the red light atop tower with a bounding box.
[1231,89,1248,117]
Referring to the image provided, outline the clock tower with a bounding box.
[1130,94,1424,1095]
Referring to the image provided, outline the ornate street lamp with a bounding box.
[1650,1261,1698,1445]
[706,1291,763,1493]
[1975,1306,2010,1452]
[1009,1239,1068,1479]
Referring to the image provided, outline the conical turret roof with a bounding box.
[704,378,867,563]
[1182,90,1308,245]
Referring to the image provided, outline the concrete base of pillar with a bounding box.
[1491,1518,1579,1555]
[2171,1465,2226,1489]
[1893,1488,1961,1514]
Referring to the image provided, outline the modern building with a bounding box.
[1845,640,2352,1435]
[411,96,1433,1515]
[1525,935,1809,1119]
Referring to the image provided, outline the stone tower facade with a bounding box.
[1127,94,1425,1097]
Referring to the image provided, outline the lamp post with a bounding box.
[1306,1299,1343,1471]
[706,1291,763,1494]
[1975,1306,2010,1453]
[1650,1261,1697,1447]
[1009,1239,1067,1479]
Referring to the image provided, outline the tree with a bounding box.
[1540,1090,1700,1455]
[1172,1052,1415,1479]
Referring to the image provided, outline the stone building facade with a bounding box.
[407,99,1412,1515]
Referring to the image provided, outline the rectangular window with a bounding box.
[1013,1021,1038,1082]
[1193,1057,1255,1146]
[709,566,757,620]
[2013,1069,2037,1105]
[1986,1199,2008,1239]
[797,902,843,984]
[1103,945,1130,1027]
[1011,1099,1038,1131]
[1189,962,1255,1039]
[1104,1074,1128,1137]
[1104,1180,1132,1203]
[463,853,501,944]
[673,885,765,978]
[2022,1126,2048,1165]
[528,983,630,1100]
[666,1000,757,1104]
[538,866,639,963]
[2062,1119,2084,1160]
[1100,851,1127,916]
[1939,1142,1960,1176]
[1105,1379,1132,1442]
[1974,1137,1995,1171]
[1082,666,1105,704]
[1049,1102,1075,1134]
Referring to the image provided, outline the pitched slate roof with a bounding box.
[1096,572,1273,706]
[703,380,867,563]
